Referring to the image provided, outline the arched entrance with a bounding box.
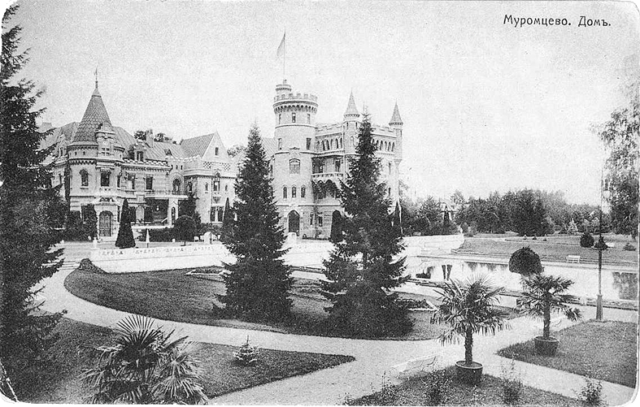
[99,211,113,237]
[288,210,300,236]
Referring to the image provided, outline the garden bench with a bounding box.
[566,255,580,263]
[390,354,439,380]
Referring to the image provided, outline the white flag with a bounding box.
[276,33,286,58]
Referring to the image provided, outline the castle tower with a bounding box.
[272,81,318,236]
[389,102,403,203]
[343,91,360,155]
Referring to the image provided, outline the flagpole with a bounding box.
[283,31,286,80]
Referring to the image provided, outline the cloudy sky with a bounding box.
[7,0,640,205]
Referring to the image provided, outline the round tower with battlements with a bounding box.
[272,80,318,237]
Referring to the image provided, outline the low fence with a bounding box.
[90,234,465,274]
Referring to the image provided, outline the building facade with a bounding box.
[44,79,403,240]
[265,80,403,239]
[43,82,238,240]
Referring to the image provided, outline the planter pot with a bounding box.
[534,336,559,356]
[455,361,483,385]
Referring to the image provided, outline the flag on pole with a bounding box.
[276,32,286,58]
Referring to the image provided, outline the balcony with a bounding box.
[312,172,344,180]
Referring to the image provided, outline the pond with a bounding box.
[410,259,638,301]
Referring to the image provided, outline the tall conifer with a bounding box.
[321,115,412,337]
[0,5,64,391]
[221,124,292,321]
[220,197,233,243]
[115,199,135,248]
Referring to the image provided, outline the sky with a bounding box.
[6,0,640,205]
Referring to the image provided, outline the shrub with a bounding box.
[623,242,636,251]
[424,369,451,406]
[501,359,523,405]
[576,377,604,406]
[580,233,595,248]
[174,215,196,245]
[376,373,398,406]
[233,336,258,367]
[77,258,106,274]
[461,222,469,233]
[508,247,543,277]
[593,237,608,250]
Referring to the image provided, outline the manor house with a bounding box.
[43,79,403,240]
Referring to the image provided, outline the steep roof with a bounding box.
[71,86,111,144]
[180,134,213,157]
[343,91,360,119]
[389,102,403,125]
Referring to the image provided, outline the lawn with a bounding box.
[456,235,637,266]
[20,318,354,404]
[347,366,582,406]
[497,320,637,388]
[65,268,517,340]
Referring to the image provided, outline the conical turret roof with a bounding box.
[389,102,403,126]
[71,85,112,144]
[343,91,360,120]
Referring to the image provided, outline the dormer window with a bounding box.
[136,151,143,161]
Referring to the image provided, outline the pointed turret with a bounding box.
[71,83,112,144]
[343,91,360,121]
[389,102,403,126]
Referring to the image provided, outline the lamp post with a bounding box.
[596,208,603,321]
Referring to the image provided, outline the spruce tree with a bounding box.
[220,197,233,243]
[115,198,135,248]
[221,124,292,322]
[0,5,64,392]
[321,115,412,337]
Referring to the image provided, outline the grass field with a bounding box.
[19,318,354,404]
[65,268,519,340]
[497,320,637,388]
[347,366,582,406]
[455,234,637,266]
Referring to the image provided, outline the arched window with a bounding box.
[80,169,89,187]
[292,112,296,123]
[205,183,209,192]
[301,186,306,198]
[283,186,287,199]
[173,179,181,193]
[391,143,395,152]
[289,159,300,174]
[307,113,311,123]
[292,186,297,198]
[388,162,392,174]
[187,182,193,193]
[278,113,282,124]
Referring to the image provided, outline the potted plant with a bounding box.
[518,274,582,356]
[431,274,510,385]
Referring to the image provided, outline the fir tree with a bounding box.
[84,203,98,240]
[115,199,136,248]
[220,197,233,243]
[0,5,64,393]
[174,215,196,245]
[221,124,292,322]
[321,115,412,337]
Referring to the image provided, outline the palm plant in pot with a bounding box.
[431,274,510,385]
[518,274,582,356]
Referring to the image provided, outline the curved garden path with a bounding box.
[38,244,637,405]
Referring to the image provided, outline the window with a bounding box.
[278,114,282,124]
[335,159,341,172]
[213,181,220,192]
[283,187,287,199]
[117,175,121,188]
[301,186,306,198]
[388,187,392,197]
[210,208,216,222]
[388,162,392,174]
[205,183,209,193]
[225,184,228,191]
[318,216,323,227]
[58,174,63,185]
[306,138,311,150]
[101,172,110,187]
[144,176,152,190]
[292,112,296,123]
[80,170,89,187]
[270,164,273,176]
[136,151,143,161]
[307,113,311,124]
[187,182,192,193]
[292,186,297,198]
[278,138,283,150]
[289,159,300,174]
[215,147,219,156]
[173,179,181,193]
